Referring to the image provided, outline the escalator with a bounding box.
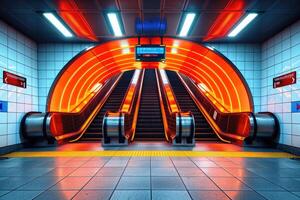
[134,69,165,140]
[166,70,217,141]
[81,70,135,141]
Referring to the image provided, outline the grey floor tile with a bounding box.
[69,167,99,176]
[152,177,185,190]
[80,161,106,168]
[123,167,150,176]
[72,190,113,200]
[0,176,35,190]
[117,177,150,189]
[151,167,178,176]
[44,167,77,176]
[225,191,266,200]
[95,167,124,176]
[104,160,128,167]
[0,191,9,197]
[127,160,150,167]
[177,167,205,177]
[189,190,230,200]
[50,176,91,190]
[238,177,285,191]
[211,177,251,190]
[293,192,300,198]
[265,177,300,191]
[151,161,174,168]
[110,190,150,200]
[34,190,78,200]
[18,176,64,190]
[224,168,259,177]
[215,161,239,168]
[0,190,42,200]
[173,161,196,168]
[258,191,300,200]
[194,161,218,168]
[182,177,219,190]
[152,190,191,200]
[84,177,120,189]
[201,167,232,177]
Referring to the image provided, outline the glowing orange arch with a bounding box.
[47,37,253,113]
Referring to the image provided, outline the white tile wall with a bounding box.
[0,20,38,147]
[261,20,300,148]
[207,43,262,112]
[37,43,94,112]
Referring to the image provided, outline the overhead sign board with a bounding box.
[135,45,166,62]
[292,101,300,113]
[3,71,26,88]
[273,71,296,88]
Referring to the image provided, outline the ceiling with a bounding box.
[0,0,300,43]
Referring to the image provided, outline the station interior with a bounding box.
[0,0,300,199]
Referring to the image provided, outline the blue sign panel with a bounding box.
[291,101,300,113]
[135,45,166,62]
[0,100,8,112]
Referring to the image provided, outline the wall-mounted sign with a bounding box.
[0,100,8,112]
[3,71,26,88]
[292,101,300,113]
[273,71,296,88]
[135,45,166,62]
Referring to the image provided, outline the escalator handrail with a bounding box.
[177,73,255,141]
[157,69,181,114]
[50,74,123,142]
[129,69,145,141]
[119,70,143,114]
[155,69,171,142]
[195,81,230,113]
[70,80,107,113]
[176,72,230,143]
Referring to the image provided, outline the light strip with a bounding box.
[228,13,258,37]
[107,13,123,37]
[43,13,73,37]
[179,13,196,37]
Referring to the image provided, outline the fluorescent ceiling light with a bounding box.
[43,13,73,37]
[107,12,123,37]
[228,13,258,37]
[179,13,196,37]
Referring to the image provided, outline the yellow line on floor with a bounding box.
[2,151,298,158]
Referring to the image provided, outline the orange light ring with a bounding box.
[47,37,253,114]
[166,47,238,111]
[160,59,231,110]
[59,47,131,110]
[165,55,227,106]
[74,56,135,107]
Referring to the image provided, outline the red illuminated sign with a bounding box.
[3,71,26,88]
[273,71,296,88]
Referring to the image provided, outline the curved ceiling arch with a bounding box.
[47,37,253,113]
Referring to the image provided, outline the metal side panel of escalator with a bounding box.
[166,70,218,141]
[81,70,135,141]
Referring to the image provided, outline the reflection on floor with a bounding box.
[0,142,300,200]
[15,141,287,152]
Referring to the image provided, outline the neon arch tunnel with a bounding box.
[47,37,253,114]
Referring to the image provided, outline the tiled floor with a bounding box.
[1,155,300,200]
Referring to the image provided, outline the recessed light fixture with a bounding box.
[43,12,73,37]
[178,13,196,37]
[107,12,123,37]
[228,13,258,37]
